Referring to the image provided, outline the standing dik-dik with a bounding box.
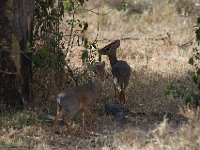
[53,62,105,136]
[98,40,131,105]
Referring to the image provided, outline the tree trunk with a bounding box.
[0,0,34,110]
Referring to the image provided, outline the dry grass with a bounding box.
[0,109,199,149]
[78,0,196,113]
[1,0,200,149]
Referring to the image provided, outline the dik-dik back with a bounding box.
[57,62,105,113]
[53,62,105,137]
[57,82,99,114]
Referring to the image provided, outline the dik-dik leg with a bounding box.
[84,107,94,131]
[114,78,123,104]
[119,89,126,105]
[52,108,65,140]
[63,110,79,135]
[113,77,119,101]
[82,106,94,134]
[82,111,86,134]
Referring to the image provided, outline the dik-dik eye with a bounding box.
[101,47,111,53]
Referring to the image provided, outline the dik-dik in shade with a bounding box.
[98,40,131,105]
[52,62,105,139]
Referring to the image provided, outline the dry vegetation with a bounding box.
[1,0,200,149]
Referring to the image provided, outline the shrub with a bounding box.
[165,17,200,108]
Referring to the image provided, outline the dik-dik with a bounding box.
[99,40,131,105]
[53,62,105,137]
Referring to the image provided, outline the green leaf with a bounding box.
[193,47,198,52]
[25,42,31,52]
[49,51,64,70]
[49,0,54,8]
[82,22,88,32]
[65,0,74,12]
[192,75,198,84]
[197,17,200,24]
[197,69,200,75]
[116,0,126,11]
[40,46,49,59]
[195,28,200,43]
[81,50,88,61]
[188,57,194,65]
[84,38,88,48]
[78,0,84,6]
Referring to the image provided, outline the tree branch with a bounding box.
[0,70,16,75]
[80,8,114,16]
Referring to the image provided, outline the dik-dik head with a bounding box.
[88,61,105,81]
[98,40,120,56]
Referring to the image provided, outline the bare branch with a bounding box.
[80,8,114,16]
[0,70,16,75]
[66,6,76,54]
[179,37,195,48]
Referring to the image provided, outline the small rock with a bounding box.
[114,112,127,124]
[105,102,129,115]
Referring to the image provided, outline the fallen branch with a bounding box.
[80,8,114,16]
[179,37,194,48]
[97,36,170,43]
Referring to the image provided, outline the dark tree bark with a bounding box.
[0,0,34,110]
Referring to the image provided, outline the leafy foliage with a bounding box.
[165,17,200,108]
[32,0,101,107]
[33,0,65,71]
[164,83,182,99]
[116,0,126,11]
[65,0,74,12]
[63,1,99,65]
[81,38,98,64]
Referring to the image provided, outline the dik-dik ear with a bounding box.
[106,39,120,50]
[112,39,120,49]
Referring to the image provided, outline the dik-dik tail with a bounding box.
[56,94,62,115]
